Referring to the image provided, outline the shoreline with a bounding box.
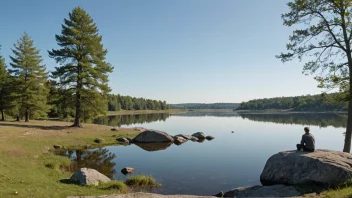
[107,109,187,116]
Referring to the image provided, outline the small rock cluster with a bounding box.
[116,130,215,146]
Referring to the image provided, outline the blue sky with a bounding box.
[0,0,321,103]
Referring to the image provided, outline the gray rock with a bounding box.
[94,138,104,143]
[260,150,352,186]
[70,168,110,186]
[223,185,301,197]
[192,132,206,139]
[127,137,133,143]
[213,191,224,197]
[206,136,214,140]
[133,130,174,143]
[117,137,129,143]
[175,134,192,140]
[190,136,199,141]
[174,136,187,145]
[121,167,134,175]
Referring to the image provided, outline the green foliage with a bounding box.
[96,181,129,192]
[49,7,113,126]
[0,46,10,121]
[237,93,348,111]
[125,175,160,188]
[108,94,169,111]
[171,103,239,110]
[9,33,49,122]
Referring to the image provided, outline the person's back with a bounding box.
[297,127,315,152]
[301,132,315,151]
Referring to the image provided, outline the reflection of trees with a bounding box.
[60,148,116,178]
[172,112,240,117]
[94,113,170,127]
[239,113,347,128]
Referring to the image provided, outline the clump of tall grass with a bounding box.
[125,175,161,188]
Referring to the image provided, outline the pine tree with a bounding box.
[0,46,8,121]
[9,33,49,122]
[49,7,113,127]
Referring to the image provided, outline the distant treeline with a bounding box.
[108,94,169,111]
[237,94,348,111]
[171,103,239,109]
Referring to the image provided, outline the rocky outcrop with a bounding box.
[222,185,301,197]
[192,132,206,139]
[70,168,110,185]
[175,134,193,140]
[260,150,352,186]
[121,167,134,175]
[133,130,174,143]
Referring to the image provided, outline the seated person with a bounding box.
[296,127,315,152]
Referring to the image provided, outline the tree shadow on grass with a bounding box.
[0,122,69,131]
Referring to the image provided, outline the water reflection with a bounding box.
[57,148,116,178]
[239,113,347,128]
[94,113,171,127]
[134,142,173,152]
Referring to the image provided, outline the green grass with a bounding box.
[0,120,141,198]
[125,175,161,188]
[95,181,129,192]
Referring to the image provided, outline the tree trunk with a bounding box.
[16,115,20,121]
[343,74,352,153]
[72,92,82,127]
[0,107,4,121]
[25,110,29,122]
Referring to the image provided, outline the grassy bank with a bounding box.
[0,120,141,198]
[107,109,187,116]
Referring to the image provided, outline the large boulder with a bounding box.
[260,150,352,186]
[192,132,206,139]
[133,130,174,143]
[223,185,301,197]
[70,168,110,186]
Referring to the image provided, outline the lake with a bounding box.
[66,112,347,195]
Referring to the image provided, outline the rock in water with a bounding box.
[260,150,352,186]
[121,167,134,175]
[192,132,206,139]
[133,130,174,143]
[175,134,192,140]
[206,136,214,140]
[117,137,129,143]
[174,136,187,145]
[223,185,301,197]
[70,168,110,185]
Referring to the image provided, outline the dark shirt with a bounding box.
[301,133,315,150]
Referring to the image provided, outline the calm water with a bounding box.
[69,112,347,195]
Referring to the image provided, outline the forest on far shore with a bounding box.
[236,94,348,111]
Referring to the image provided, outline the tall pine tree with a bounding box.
[0,46,8,121]
[49,7,113,127]
[9,33,49,122]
